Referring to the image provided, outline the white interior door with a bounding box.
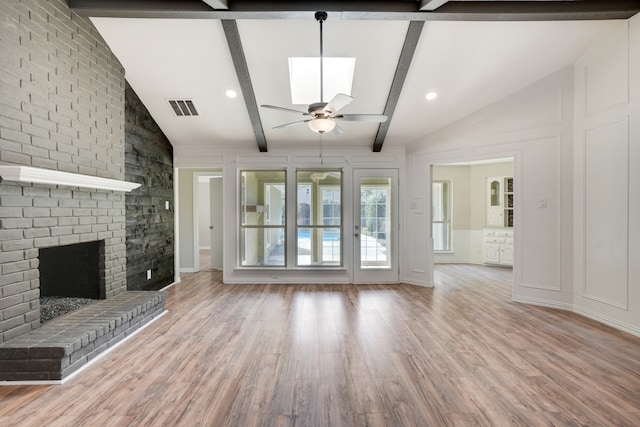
[209,177,223,270]
[353,169,398,283]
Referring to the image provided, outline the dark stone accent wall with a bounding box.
[125,83,174,291]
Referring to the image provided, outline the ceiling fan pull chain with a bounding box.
[319,133,324,165]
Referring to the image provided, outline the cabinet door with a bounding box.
[483,244,501,264]
[486,208,504,227]
[487,178,502,207]
[500,245,514,266]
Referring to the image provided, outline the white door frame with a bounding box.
[353,168,399,284]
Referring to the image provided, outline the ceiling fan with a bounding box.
[260,11,388,135]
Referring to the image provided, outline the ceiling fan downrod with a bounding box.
[315,11,328,103]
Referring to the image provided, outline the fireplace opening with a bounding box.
[38,240,105,323]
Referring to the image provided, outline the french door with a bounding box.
[353,169,399,283]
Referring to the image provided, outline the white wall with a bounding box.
[406,16,640,336]
[573,16,640,335]
[405,66,575,303]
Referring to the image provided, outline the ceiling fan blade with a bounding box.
[272,119,310,130]
[324,93,353,115]
[332,124,344,135]
[335,114,388,123]
[261,105,308,115]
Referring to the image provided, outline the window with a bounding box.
[432,181,451,252]
[296,170,342,266]
[239,170,286,266]
[360,181,392,268]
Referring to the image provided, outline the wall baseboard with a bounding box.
[160,280,180,291]
[512,296,640,338]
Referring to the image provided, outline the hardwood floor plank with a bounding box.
[1,265,639,426]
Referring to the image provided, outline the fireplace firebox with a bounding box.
[39,240,105,300]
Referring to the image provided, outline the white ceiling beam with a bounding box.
[420,0,449,12]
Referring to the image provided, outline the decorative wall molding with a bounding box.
[0,166,141,192]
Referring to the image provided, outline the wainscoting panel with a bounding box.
[584,118,629,309]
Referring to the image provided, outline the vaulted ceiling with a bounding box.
[71,1,639,153]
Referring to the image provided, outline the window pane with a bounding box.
[296,170,342,266]
[360,179,391,269]
[241,171,286,226]
[240,170,286,267]
[296,170,341,226]
[432,181,451,252]
[240,227,285,266]
[432,223,450,251]
[297,227,341,266]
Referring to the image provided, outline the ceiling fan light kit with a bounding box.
[260,11,387,136]
[308,117,336,134]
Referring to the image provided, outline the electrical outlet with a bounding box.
[165,200,170,210]
[147,269,152,280]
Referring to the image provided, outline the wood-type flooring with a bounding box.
[1,264,639,426]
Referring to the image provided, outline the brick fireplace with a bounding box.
[0,170,170,381]
[0,0,173,380]
[0,178,129,343]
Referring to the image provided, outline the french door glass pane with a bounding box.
[360,178,391,269]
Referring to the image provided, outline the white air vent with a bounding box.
[168,99,198,116]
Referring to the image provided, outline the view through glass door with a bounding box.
[353,169,398,283]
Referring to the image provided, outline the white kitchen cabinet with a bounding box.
[486,176,514,228]
[482,228,513,267]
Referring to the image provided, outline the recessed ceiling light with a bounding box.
[225,89,237,98]
[425,91,438,101]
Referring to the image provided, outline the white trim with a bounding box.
[511,295,572,311]
[0,311,167,386]
[180,268,197,273]
[0,166,140,192]
[160,280,180,291]
[512,296,640,339]
[573,306,640,338]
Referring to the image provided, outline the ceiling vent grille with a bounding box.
[168,99,199,116]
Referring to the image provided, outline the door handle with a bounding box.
[355,233,359,238]
[209,226,214,229]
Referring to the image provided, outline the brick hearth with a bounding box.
[0,291,166,381]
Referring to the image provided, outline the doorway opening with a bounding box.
[194,173,223,272]
[431,157,515,284]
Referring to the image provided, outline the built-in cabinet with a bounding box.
[486,176,514,227]
[482,228,513,266]
[484,176,513,267]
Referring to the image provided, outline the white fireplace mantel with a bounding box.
[0,166,141,192]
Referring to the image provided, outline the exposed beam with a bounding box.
[420,0,450,11]
[221,20,268,152]
[202,0,229,9]
[373,21,424,153]
[69,0,640,21]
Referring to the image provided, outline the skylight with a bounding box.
[289,57,356,105]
